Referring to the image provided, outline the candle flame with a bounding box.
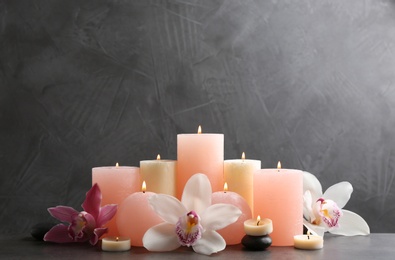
[277,161,281,171]
[116,162,119,167]
[142,181,146,193]
[307,230,311,239]
[224,182,228,192]
[197,125,202,134]
[257,215,261,226]
[241,152,245,160]
[157,154,161,160]
[116,237,119,242]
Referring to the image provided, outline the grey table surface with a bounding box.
[0,234,392,259]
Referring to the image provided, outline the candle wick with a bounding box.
[257,221,260,226]
[308,234,310,240]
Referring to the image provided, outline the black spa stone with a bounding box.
[241,235,272,251]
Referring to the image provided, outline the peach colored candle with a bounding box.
[92,163,140,237]
[224,152,260,214]
[253,162,303,246]
[116,181,162,247]
[140,154,176,196]
[177,126,224,198]
[211,183,252,245]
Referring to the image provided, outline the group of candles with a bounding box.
[94,126,323,252]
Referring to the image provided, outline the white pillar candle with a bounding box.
[224,152,261,214]
[101,237,131,251]
[140,154,176,196]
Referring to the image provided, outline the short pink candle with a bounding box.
[212,183,252,245]
[177,126,224,198]
[253,163,303,246]
[116,182,163,247]
[92,164,140,237]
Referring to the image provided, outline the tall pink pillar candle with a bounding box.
[92,165,140,237]
[224,152,260,215]
[253,167,303,246]
[116,182,163,247]
[212,185,252,245]
[177,126,224,198]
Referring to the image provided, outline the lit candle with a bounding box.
[294,231,323,250]
[211,183,252,245]
[224,152,261,214]
[101,236,131,251]
[241,215,273,250]
[253,161,303,246]
[92,163,140,237]
[244,216,273,236]
[140,154,176,196]
[177,125,224,198]
[116,181,163,246]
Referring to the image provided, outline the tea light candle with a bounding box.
[102,237,131,252]
[241,216,273,250]
[294,231,324,250]
[244,216,273,236]
[116,181,163,247]
[211,183,252,245]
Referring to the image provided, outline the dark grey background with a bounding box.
[1,0,394,235]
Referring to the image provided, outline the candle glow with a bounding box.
[156,154,161,160]
[241,152,246,160]
[197,125,202,134]
[142,181,146,193]
[224,182,228,192]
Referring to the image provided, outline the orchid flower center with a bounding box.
[316,198,343,228]
[175,210,203,247]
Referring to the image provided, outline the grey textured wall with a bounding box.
[1,0,394,234]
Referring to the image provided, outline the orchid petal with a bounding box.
[181,173,211,215]
[82,183,101,220]
[149,194,187,225]
[97,204,117,227]
[44,224,74,243]
[323,182,353,209]
[303,220,326,237]
[192,230,225,255]
[143,223,181,252]
[303,171,323,199]
[48,206,79,223]
[90,227,107,245]
[200,204,242,231]
[328,210,370,236]
[303,190,316,223]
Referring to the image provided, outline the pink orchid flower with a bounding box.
[44,183,117,245]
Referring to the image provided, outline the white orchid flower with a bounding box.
[143,173,242,255]
[303,171,370,237]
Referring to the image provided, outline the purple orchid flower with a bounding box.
[44,183,117,245]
